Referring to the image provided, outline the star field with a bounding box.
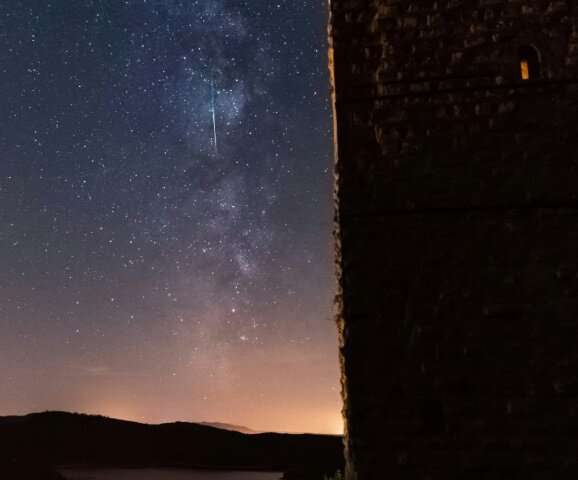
[0,0,340,434]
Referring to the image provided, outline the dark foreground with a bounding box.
[0,412,342,479]
[62,468,281,479]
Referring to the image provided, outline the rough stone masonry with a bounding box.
[329,1,578,479]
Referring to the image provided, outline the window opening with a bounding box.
[519,45,540,80]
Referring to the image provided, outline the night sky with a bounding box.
[0,0,340,434]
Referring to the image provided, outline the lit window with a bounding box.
[518,45,540,81]
[520,59,530,81]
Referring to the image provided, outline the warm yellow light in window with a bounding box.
[520,59,530,80]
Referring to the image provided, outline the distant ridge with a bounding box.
[0,411,343,479]
[198,421,260,434]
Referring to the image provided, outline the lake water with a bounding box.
[61,469,283,480]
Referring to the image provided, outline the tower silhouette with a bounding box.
[330,2,578,478]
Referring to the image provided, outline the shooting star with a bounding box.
[210,77,219,157]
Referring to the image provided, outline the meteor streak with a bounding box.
[210,76,218,156]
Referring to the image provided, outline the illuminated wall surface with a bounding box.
[330,1,578,478]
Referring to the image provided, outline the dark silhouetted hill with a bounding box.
[0,411,343,477]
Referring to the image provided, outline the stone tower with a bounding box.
[329,1,578,479]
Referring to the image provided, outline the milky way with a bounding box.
[0,0,340,433]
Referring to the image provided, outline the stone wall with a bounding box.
[329,1,578,478]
